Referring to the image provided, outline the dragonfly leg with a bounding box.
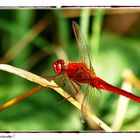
[43,73,63,81]
[47,76,65,88]
[69,80,81,95]
[63,79,81,101]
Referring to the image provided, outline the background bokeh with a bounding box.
[0,9,140,130]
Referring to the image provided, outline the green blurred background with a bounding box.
[0,9,140,131]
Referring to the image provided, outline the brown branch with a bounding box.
[0,18,50,63]
[0,85,43,111]
[0,64,113,131]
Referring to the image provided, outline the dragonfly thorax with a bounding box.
[66,62,93,83]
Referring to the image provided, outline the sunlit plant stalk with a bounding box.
[90,9,104,59]
[80,9,90,41]
[0,64,113,131]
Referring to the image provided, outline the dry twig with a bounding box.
[0,64,113,131]
[0,18,49,63]
[111,80,131,130]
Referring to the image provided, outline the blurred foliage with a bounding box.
[0,9,140,131]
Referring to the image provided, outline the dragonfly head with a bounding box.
[52,59,65,74]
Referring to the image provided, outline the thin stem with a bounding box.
[80,9,90,41]
[0,18,50,63]
[0,64,113,131]
[0,85,43,112]
[111,81,131,130]
[90,9,104,58]
[123,69,140,92]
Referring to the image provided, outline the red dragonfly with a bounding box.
[0,21,140,112]
[52,21,140,103]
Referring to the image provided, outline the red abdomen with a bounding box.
[90,77,140,103]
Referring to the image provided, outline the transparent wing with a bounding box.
[81,84,102,115]
[88,87,102,114]
[72,21,95,74]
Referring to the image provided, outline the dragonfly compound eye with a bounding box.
[53,59,65,74]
